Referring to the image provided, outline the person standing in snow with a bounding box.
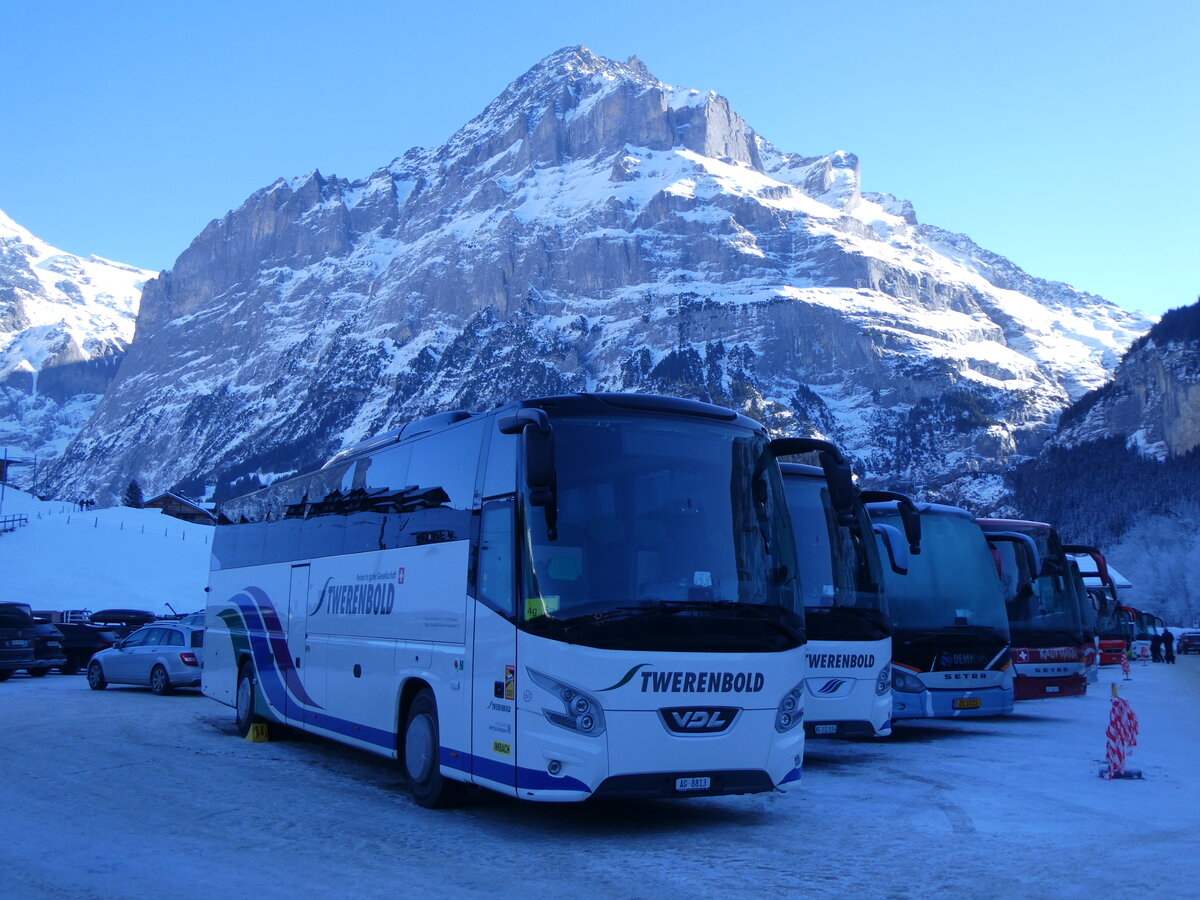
[1162,629,1175,664]
[1151,630,1163,662]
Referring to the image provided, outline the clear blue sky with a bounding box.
[3,0,1196,317]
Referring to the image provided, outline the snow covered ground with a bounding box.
[1,486,1196,898]
[0,659,1193,899]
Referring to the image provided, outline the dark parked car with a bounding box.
[87,623,204,694]
[1177,631,1200,654]
[0,602,37,681]
[25,622,68,676]
[52,623,119,674]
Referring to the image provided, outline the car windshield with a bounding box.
[873,511,1010,638]
[519,413,803,651]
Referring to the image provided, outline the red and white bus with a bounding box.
[979,519,1087,700]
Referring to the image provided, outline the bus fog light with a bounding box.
[527,668,607,737]
[775,682,804,733]
[547,759,563,776]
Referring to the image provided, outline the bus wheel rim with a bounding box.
[406,714,435,782]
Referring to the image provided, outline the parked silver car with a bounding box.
[86,623,203,694]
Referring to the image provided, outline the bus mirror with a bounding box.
[873,523,910,575]
[498,408,558,539]
[859,491,921,554]
[770,437,856,526]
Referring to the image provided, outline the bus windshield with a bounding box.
[874,511,1010,640]
[991,538,1085,642]
[783,473,888,640]
[1094,590,1126,638]
[519,414,803,652]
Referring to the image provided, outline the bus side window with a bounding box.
[477,499,516,619]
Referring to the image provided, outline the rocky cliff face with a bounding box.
[0,209,151,477]
[45,47,1150,504]
[1052,302,1200,460]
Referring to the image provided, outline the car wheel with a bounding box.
[87,661,107,690]
[235,661,263,738]
[28,667,49,678]
[150,664,172,695]
[403,688,462,808]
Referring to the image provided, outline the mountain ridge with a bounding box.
[43,47,1152,504]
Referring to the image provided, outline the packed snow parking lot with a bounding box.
[1,660,1196,900]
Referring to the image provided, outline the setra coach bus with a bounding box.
[980,519,1087,699]
[203,393,809,806]
[867,501,1014,719]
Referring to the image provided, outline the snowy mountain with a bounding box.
[44,47,1150,504]
[1,208,152,478]
[1007,300,1200,625]
[1051,301,1200,461]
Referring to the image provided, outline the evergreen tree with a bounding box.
[123,480,145,509]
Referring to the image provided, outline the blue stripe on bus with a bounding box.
[440,747,591,793]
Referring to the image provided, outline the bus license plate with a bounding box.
[1045,686,1060,693]
[953,698,982,710]
[675,777,711,792]
[814,724,838,735]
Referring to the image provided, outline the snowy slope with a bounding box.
[44,47,1151,505]
[0,487,209,615]
[0,208,152,471]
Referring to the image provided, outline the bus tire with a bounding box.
[402,688,461,809]
[235,661,262,738]
[87,661,107,690]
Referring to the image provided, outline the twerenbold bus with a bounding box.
[779,458,915,738]
[203,394,808,806]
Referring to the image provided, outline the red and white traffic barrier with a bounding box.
[1121,656,1131,681]
[1100,686,1141,780]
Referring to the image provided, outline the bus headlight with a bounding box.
[775,682,804,733]
[526,668,607,737]
[875,664,891,697]
[892,668,924,693]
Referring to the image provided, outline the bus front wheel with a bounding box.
[403,688,461,809]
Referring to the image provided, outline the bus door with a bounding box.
[286,564,311,726]
[470,498,518,790]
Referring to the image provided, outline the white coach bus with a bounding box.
[779,457,919,739]
[204,393,808,806]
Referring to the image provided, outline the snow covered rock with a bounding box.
[0,209,151,475]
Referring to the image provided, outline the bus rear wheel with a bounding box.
[235,662,263,738]
[403,688,461,809]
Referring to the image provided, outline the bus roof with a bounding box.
[977,517,1053,532]
[866,500,975,521]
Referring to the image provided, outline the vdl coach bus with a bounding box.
[866,501,1014,719]
[204,393,809,807]
[779,454,919,738]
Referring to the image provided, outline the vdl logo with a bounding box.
[658,706,741,735]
